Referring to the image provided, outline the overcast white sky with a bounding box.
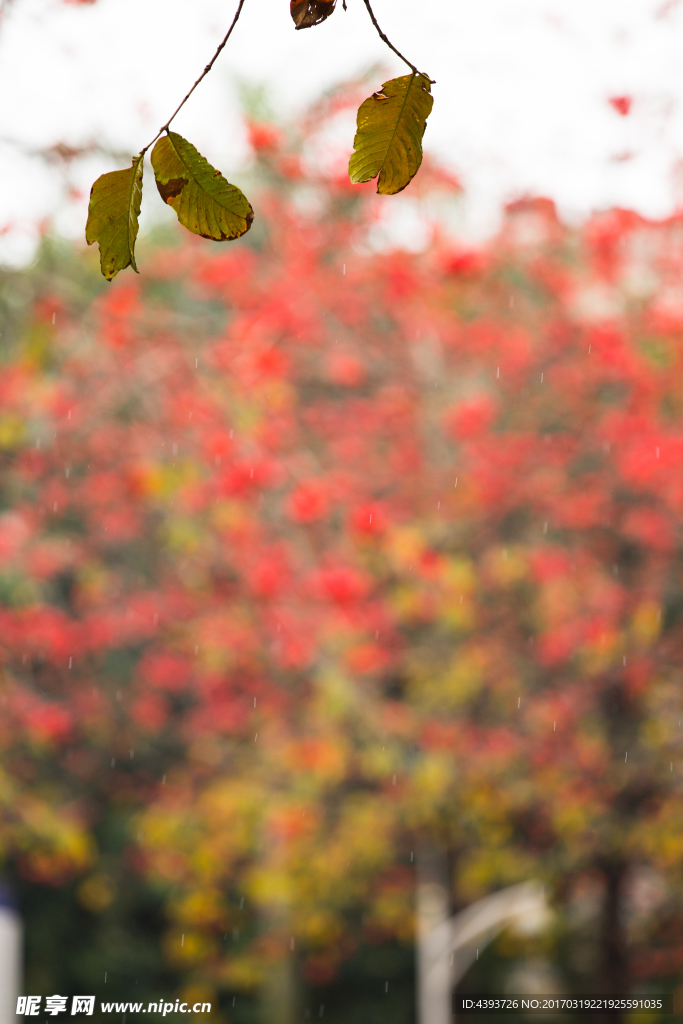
[1,0,683,265]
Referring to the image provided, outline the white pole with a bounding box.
[417,847,451,1024]
[417,863,547,1024]
[0,900,21,1024]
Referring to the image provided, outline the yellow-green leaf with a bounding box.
[290,0,336,29]
[348,73,433,196]
[151,132,253,241]
[85,155,144,281]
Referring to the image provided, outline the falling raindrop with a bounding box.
[162,775,166,784]
[290,937,295,950]
[68,657,73,669]
[343,264,346,275]
[111,758,115,767]
[553,722,556,731]
[181,934,184,947]
[517,697,521,709]
[240,897,245,909]
[625,752,628,762]
[392,774,396,785]
[385,983,389,994]
[375,631,379,640]
[543,521,548,534]
[497,367,500,378]
[254,734,258,741]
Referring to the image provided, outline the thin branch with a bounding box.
[141,0,247,154]
[361,0,433,82]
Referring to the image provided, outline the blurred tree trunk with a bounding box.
[259,898,300,1024]
[595,860,627,1024]
[261,951,299,1024]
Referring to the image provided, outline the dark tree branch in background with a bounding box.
[141,0,247,154]
[0,136,131,166]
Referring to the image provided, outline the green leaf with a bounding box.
[290,0,336,29]
[348,73,433,196]
[151,132,253,241]
[85,155,144,281]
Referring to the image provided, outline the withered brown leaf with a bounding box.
[290,0,336,29]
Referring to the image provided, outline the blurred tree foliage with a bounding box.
[2,90,683,1023]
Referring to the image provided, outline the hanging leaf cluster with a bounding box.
[86,0,434,279]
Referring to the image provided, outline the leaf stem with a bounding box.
[360,0,433,82]
[141,0,247,155]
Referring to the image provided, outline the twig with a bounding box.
[141,0,247,154]
[361,0,433,82]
